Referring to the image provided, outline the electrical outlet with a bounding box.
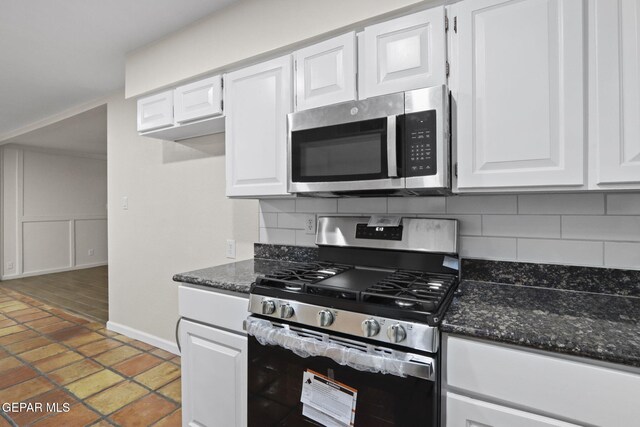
[304,214,316,235]
[6,261,14,271]
[121,196,128,210]
[226,239,236,259]
[88,249,95,256]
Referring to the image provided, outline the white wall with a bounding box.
[107,92,257,346]
[1,146,108,279]
[125,0,426,97]
[259,194,640,270]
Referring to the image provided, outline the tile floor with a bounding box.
[0,287,181,426]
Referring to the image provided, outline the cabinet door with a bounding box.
[137,90,173,132]
[446,393,579,427]
[590,0,640,187]
[455,0,584,190]
[174,75,223,124]
[360,7,446,99]
[225,55,292,197]
[294,32,356,111]
[181,319,247,427]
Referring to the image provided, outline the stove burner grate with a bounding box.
[262,262,352,290]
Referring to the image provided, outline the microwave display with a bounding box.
[405,110,437,177]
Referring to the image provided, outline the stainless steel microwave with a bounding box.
[287,85,450,196]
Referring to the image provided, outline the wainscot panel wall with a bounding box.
[1,145,108,279]
[259,194,640,270]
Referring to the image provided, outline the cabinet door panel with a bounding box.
[446,393,579,427]
[456,0,584,189]
[225,56,292,197]
[294,32,356,110]
[181,319,247,427]
[174,75,223,124]
[361,7,446,98]
[137,90,173,132]
[591,0,640,186]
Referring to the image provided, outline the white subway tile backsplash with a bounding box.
[604,242,640,269]
[388,197,446,214]
[259,228,296,245]
[562,216,640,242]
[296,198,337,213]
[421,214,482,236]
[278,212,307,229]
[295,230,317,247]
[259,212,278,228]
[259,199,296,213]
[337,198,387,213]
[518,193,605,215]
[518,239,603,266]
[459,236,517,261]
[483,215,560,238]
[447,195,517,214]
[607,194,640,215]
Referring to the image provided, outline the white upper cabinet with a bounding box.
[174,75,223,124]
[225,55,292,197]
[294,32,357,111]
[590,0,640,188]
[454,0,585,190]
[360,7,446,99]
[136,90,174,132]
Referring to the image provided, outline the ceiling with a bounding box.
[0,0,237,146]
[2,105,107,155]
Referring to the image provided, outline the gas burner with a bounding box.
[394,300,417,308]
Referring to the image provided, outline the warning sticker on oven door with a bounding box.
[300,370,357,426]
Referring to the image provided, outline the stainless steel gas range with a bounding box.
[246,216,460,427]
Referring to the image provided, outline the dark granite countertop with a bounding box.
[442,280,640,368]
[172,259,300,294]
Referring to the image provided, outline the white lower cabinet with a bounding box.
[444,335,640,427]
[446,393,578,427]
[180,319,247,427]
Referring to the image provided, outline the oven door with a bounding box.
[288,93,405,194]
[246,317,439,427]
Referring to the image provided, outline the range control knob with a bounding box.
[261,300,276,315]
[279,304,294,319]
[387,324,407,343]
[361,319,380,337]
[317,310,335,327]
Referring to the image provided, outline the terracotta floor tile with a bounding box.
[0,376,54,402]
[96,328,119,337]
[0,416,11,427]
[169,355,181,366]
[0,365,38,389]
[0,356,23,373]
[25,316,62,328]
[112,353,163,377]
[84,322,104,330]
[134,362,181,390]
[31,402,100,427]
[89,421,112,427]
[111,393,177,427]
[1,303,30,313]
[34,350,84,372]
[7,336,52,354]
[66,369,124,399]
[13,310,50,323]
[77,338,123,357]
[157,378,181,403]
[20,343,66,362]
[0,329,37,345]
[48,359,102,385]
[37,320,74,334]
[45,325,88,341]
[0,324,25,337]
[0,318,17,328]
[152,409,182,427]
[10,388,78,426]
[150,348,175,360]
[94,345,141,366]
[7,307,40,317]
[63,331,104,348]
[54,311,90,324]
[0,349,6,359]
[129,339,155,351]
[86,380,148,415]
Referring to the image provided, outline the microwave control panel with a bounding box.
[405,110,437,177]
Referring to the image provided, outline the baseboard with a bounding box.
[1,262,108,280]
[106,321,179,355]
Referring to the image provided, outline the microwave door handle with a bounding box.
[386,116,398,178]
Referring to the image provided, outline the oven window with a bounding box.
[291,118,389,182]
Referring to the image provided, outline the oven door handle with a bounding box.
[386,115,398,178]
[245,317,435,381]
